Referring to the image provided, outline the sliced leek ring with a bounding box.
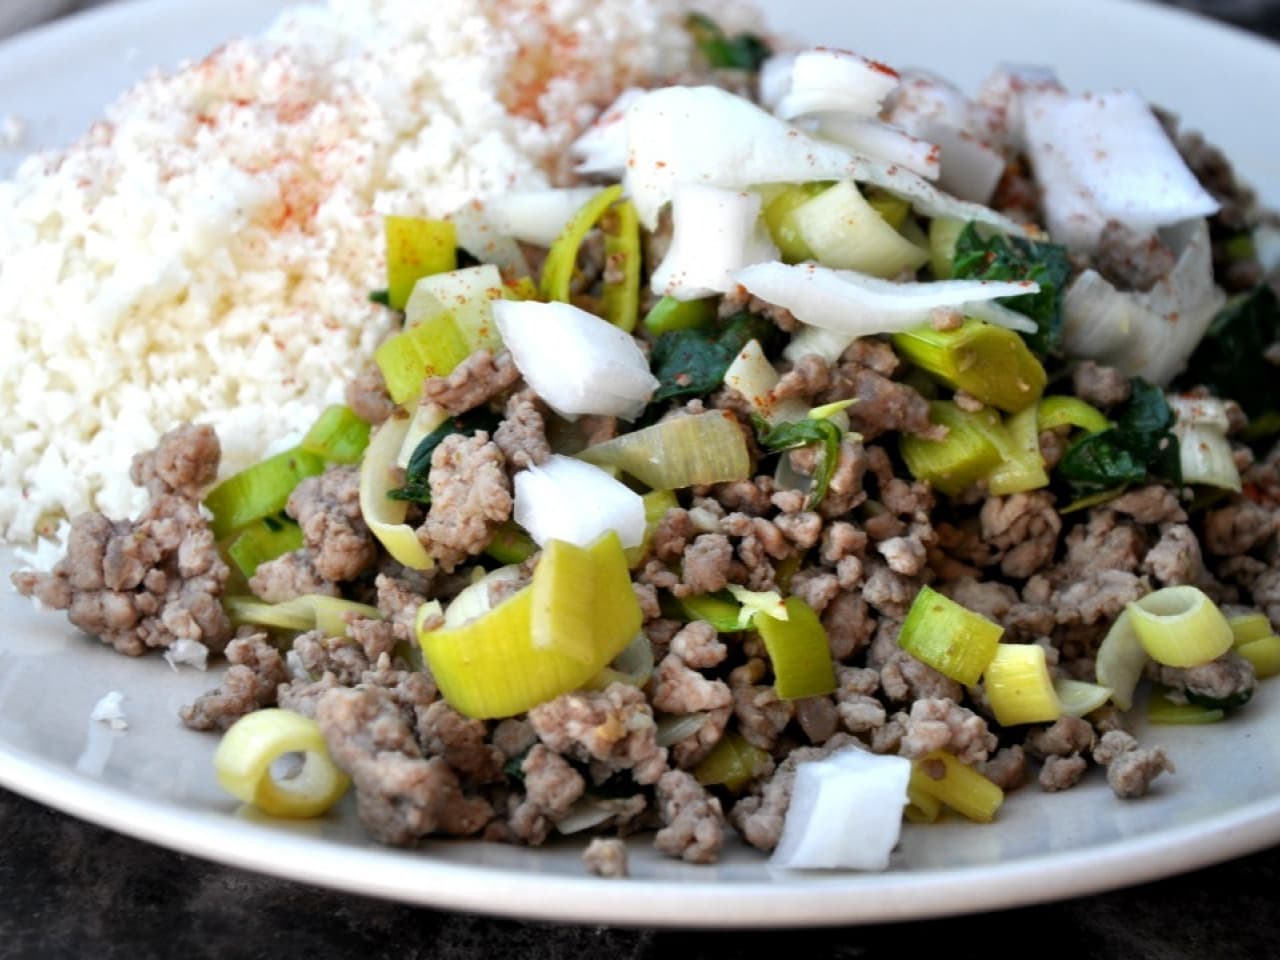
[359,418,435,570]
[214,709,349,818]
[1126,586,1233,668]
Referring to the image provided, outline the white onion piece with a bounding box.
[655,712,711,748]
[492,300,658,420]
[513,455,646,549]
[813,113,939,181]
[571,87,646,177]
[915,121,1005,205]
[974,64,1063,148]
[773,48,900,121]
[444,565,523,628]
[1023,89,1219,250]
[732,261,1039,337]
[1169,396,1241,491]
[1062,218,1224,385]
[758,52,797,110]
[555,798,641,835]
[771,746,910,871]
[448,203,529,277]
[488,187,603,248]
[888,69,974,132]
[650,185,777,299]
[781,323,857,366]
[723,339,808,424]
[164,638,210,672]
[622,86,1023,235]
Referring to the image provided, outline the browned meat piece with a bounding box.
[718,286,800,332]
[1061,510,1146,573]
[1142,524,1203,585]
[347,618,399,662]
[582,837,629,878]
[650,507,694,563]
[493,388,550,471]
[374,573,430,639]
[877,534,928,576]
[179,631,288,731]
[979,745,1028,791]
[417,433,512,572]
[287,466,377,583]
[1039,754,1088,792]
[292,630,370,684]
[492,718,537,760]
[13,495,232,656]
[1092,221,1176,292]
[771,354,830,402]
[633,582,661,621]
[1092,730,1174,799]
[861,562,918,619]
[812,439,870,519]
[674,533,734,597]
[791,569,840,615]
[1203,499,1276,557]
[795,696,839,744]
[1039,428,1068,470]
[898,698,997,765]
[730,658,793,751]
[651,653,733,714]
[1148,651,1256,706]
[129,423,220,500]
[834,665,886,737]
[1107,485,1187,525]
[821,590,875,659]
[820,521,867,565]
[421,348,520,415]
[415,700,504,783]
[315,687,492,845]
[507,744,587,845]
[980,492,1062,579]
[277,673,341,719]
[669,620,726,669]
[879,650,963,706]
[825,366,941,441]
[1051,569,1148,627]
[345,366,396,425]
[527,683,667,786]
[1024,716,1096,758]
[940,577,1019,623]
[841,338,900,376]
[654,770,725,864]
[670,704,732,769]
[248,549,339,603]
[709,478,774,516]
[774,511,823,550]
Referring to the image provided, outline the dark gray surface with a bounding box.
[4,1,1280,957]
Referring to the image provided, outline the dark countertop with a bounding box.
[5,2,1280,958]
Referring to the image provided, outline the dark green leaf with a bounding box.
[1057,377,1180,496]
[649,311,774,405]
[368,288,391,306]
[1179,285,1280,423]
[387,409,502,505]
[753,415,843,508]
[685,13,771,71]
[951,222,1071,356]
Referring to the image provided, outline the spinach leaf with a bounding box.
[1179,285,1280,424]
[685,13,771,71]
[649,311,774,405]
[753,415,843,508]
[388,409,502,505]
[368,288,391,307]
[1057,378,1180,496]
[951,223,1071,356]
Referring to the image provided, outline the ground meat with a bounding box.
[1039,754,1088,792]
[633,582,661,622]
[1107,485,1187,526]
[493,388,550,471]
[877,535,928,576]
[709,478,774,516]
[834,368,942,441]
[527,683,667,786]
[507,744,587,845]
[774,511,824,550]
[669,620,726,669]
[1051,569,1148,627]
[821,591,876,660]
[578,414,620,447]
[277,672,340,719]
[417,433,512,572]
[818,442,872,518]
[416,701,504,783]
[248,550,339,603]
[651,653,733,714]
[879,650,964,705]
[345,366,396,425]
[820,521,868,566]
[316,687,492,845]
[649,507,693,564]
[1092,221,1177,292]
[1024,716,1096,758]
[795,696,839,744]
[717,287,800,332]
[675,533,734,596]
[288,467,377,583]
[861,562,919,620]
[582,837,629,878]
[292,630,371,684]
[128,423,220,500]
[1149,651,1256,706]
[979,745,1028,791]
[1092,730,1174,799]
[179,631,288,731]
[347,617,399,662]
[730,659,793,751]
[375,573,429,639]
[421,348,520,415]
[832,665,886,737]
[671,705,732,769]
[791,569,840,615]
[898,698,997,765]
[940,577,1020,623]
[14,495,232,657]
[1142,524,1203,585]
[653,770,724,864]
[980,492,1062,579]
[771,354,830,402]
[1039,428,1069,470]
[1203,499,1276,557]
[1061,510,1146,573]
[491,718,537,760]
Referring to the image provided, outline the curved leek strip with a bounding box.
[792,181,927,278]
[1126,586,1233,668]
[1236,635,1280,679]
[301,405,371,465]
[910,751,1004,823]
[419,533,641,718]
[1094,610,1147,711]
[891,320,1047,414]
[904,780,943,824]
[753,595,836,700]
[1037,395,1110,435]
[670,592,744,633]
[984,643,1061,726]
[900,401,1003,496]
[642,295,717,335]
[385,216,457,311]
[654,712,711,748]
[898,585,1003,686]
[395,402,451,469]
[406,264,505,352]
[1053,678,1114,718]
[1061,486,1126,515]
[204,448,326,540]
[762,182,827,263]
[443,565,522,628]
[983,405,1050,496]
[1147,692,1224,725]
[601,200,642,332]
[225,595,381,637]
[374,309,471,406]
[225,516,303,578]
[485,520,538,565]
[359,419,435,570]
[578,411,751,490]
[213,709,350,818]
[540,184,624,303]
[693,732,773,793]
[586,631,656,690]
[927,216,965,280]
[1229,613,1273,647]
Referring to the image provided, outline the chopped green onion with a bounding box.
[891,319,1047,414]
[761,182,827,263]
[374,309,472,406]
[1229,613,1273,646]
[214,708,350,818]
[726,584,788,629]
[642,295,717,335]
[910,751,1004,823]
[684,12,771,71]
[1126,586,1233,668]
[578,410,751,490]
[385,216,457,311]
[1094,610,1147,711]
[1053,678,1114,718]
[668,592,744,633]
[983,643,1061,726]
[358,418,435,570]
[484,520,538,565]
[791,181,928,278]
[204,447,326,540]
[898,585,1003,686]
[300,405,371,465]
[225,516,304,578]
[927,217,965,280]
[900,401,1004,496]
[1147,690,1225,725]
[753,595,836,700]
[1237,635,1280,679]
[693,732,773,793]
[1037,395,1110,435]
[753,414,842,508]
[540,184,623,303]
[601,200,642,332]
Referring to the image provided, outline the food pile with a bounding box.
[10,4,1280,879]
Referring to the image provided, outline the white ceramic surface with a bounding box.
[2,0,1279,928]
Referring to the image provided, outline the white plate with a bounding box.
[2,0,1280,929]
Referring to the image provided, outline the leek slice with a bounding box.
[1229,613,1273,646]
[983,643,1061,726]
[670,592,744,633]
[418,532,641,718]
[898,585,1003,686]
[225,595,381,637]
[395,403,451,469]
[928,216,965,279]
[984,405,1050,496]
[204,448,325,540]
[1237,635,1280,679]
[727,585,789,627]
[578,411,751,489]
[1147,691,1225,725]
[540,184,624,303]
[1126,586,1233,668]
[630,489,680,566]
[753,595,836,700]
[385,216,457,311]
[1094,610,1147,711]
[642,295,717,335]
[1037,395,1110,435]
[601,200,642,332]
[585,631,656,690]
[791,181,928,278]
[374,309,471,406]
[485,520,538,565]
[905,780,943,824]
[1053,678,1114,718]
[900,401,1003,496]
[866,188,911,230]
[910,751,1004,823]
[225,516,303,578]
[300,405,371,465]
[762,182,827,262]
[694,732,773,792]
[214,709,350,818]
[359,418,435,570]
[405,264,505,352]
[891,320,1047,414]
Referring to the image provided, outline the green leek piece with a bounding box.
[374,309,472,406]
[1053,678,1114,718]
[1147,691,1225,725]
[540,184,624,303]
[485,520,538,565]
[791,181,928,278]
[984,405,1050,496]
[225,516,303,578]
[385,216,457,311]
[578,411,751,490]
[225,594,381,637]
[1237,635,1280,679]
[892,319,1047,414]
[898,584,1003,687]
[584,631,655,690]
[693,732,772,792]
[762,182,827,262]
[983,643,1061,726]
[1126,586,1233,668]
[301,405,371,465]
[753,595,836,700]
[419,532,641,718]
[503,276,541,301]
[910,751,1004,823]
[927,217,965,280]
[905,780,943,824]
[204,448,325,540]
[1094,609,1146,711]
[900,401,1003,497]
[406,264,505,352]
[642,295,718,335]
[865,187,911,230]
[601,200,642,332]
[213,708,350,818]
[1037,395,1110,435]
[359,418,435,570]
[669,592,744,633]
[1228,612,1273,646]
